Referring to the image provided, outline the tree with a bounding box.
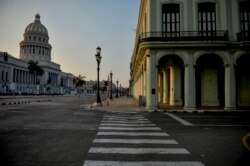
[73,74,86,89]
[27,60,44,84]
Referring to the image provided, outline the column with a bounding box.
[28,73,30,83]
[224,63,236,110]
[22,70,25,83]
[16,69,19,83]
[163,68,167,104]
[143,68,147,99]
[19,69,21,83]
[57,74,60,86]
[158,72,163,103]
[13,68,16,82]
[146,50,158,111]
[184,54,196,111]
[141,71,145,105]
[141,72,144,97]
[26,71,28,83]
[20,70,23,83]
[139,72,142,96]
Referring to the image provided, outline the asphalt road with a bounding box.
[0,97,250,166]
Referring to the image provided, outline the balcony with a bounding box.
[237,31,250,42]
[138,31,228,44]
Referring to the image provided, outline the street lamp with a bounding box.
[110,71,113,100]
[94,46,102,106]
[116,80,119,98]
[120,83,122,96]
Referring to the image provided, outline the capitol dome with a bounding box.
[25,14,48,35]
[19,14,52,62]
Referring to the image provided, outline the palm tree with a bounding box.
[27,60,44,84]
[73,74,86,93]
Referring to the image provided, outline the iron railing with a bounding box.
[138,31,229,44]
[237,31,250,42]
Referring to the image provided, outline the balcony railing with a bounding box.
[237,31,250,42]
[138,31,228,44]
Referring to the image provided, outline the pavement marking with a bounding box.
[103,115,145,119]
[178,116,245,118]
[93,138,178,144]
[100,123,156,127]
[103,117,149,120]
[88,147,190,154]
[165,113,194,126]
[103,116,146,118]
[97,131,169,136]
[83,161,205,166]
[197,124,250,127]
[102,117,148,121]
[99,127,161,131]
[82,113,205,166]
[101,120,152,124]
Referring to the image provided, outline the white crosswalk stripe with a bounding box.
[93,138,178,144]
[83,161,205,166]
[101,120,151,123]
[83,113,205,166]
[100,123,156,126]
[99,126,161,130]
[97,131,169,136]
[88,147,190,154]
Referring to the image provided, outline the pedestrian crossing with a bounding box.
[83,113,205,166]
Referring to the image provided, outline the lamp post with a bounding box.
[110,71,113,100]
[94,46,102,106]
[116,80,119,98]
[120,83,122,96]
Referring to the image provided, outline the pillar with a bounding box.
[224,63,236,110]
[20,70,23,83]
[158,71,163,103]
[184,53,196,111]
[143,68,147,100]
[146,50,158,111]
[163,68,168,104]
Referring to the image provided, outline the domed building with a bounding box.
[0,14,74,95]
[20,14,52,61]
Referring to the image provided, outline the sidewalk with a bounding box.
[86,97,146,112]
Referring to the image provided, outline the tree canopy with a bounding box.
[73,74,86,87]
[27,60,44,76]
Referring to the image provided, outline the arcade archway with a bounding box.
[195,54,224,108]
[158,55,184,108]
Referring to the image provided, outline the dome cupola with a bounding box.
[25,14,48,35]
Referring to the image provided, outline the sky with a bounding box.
[0,0,140,87]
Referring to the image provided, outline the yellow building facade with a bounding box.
[130,0,250,111]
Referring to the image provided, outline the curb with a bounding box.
[1,99,52,106]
